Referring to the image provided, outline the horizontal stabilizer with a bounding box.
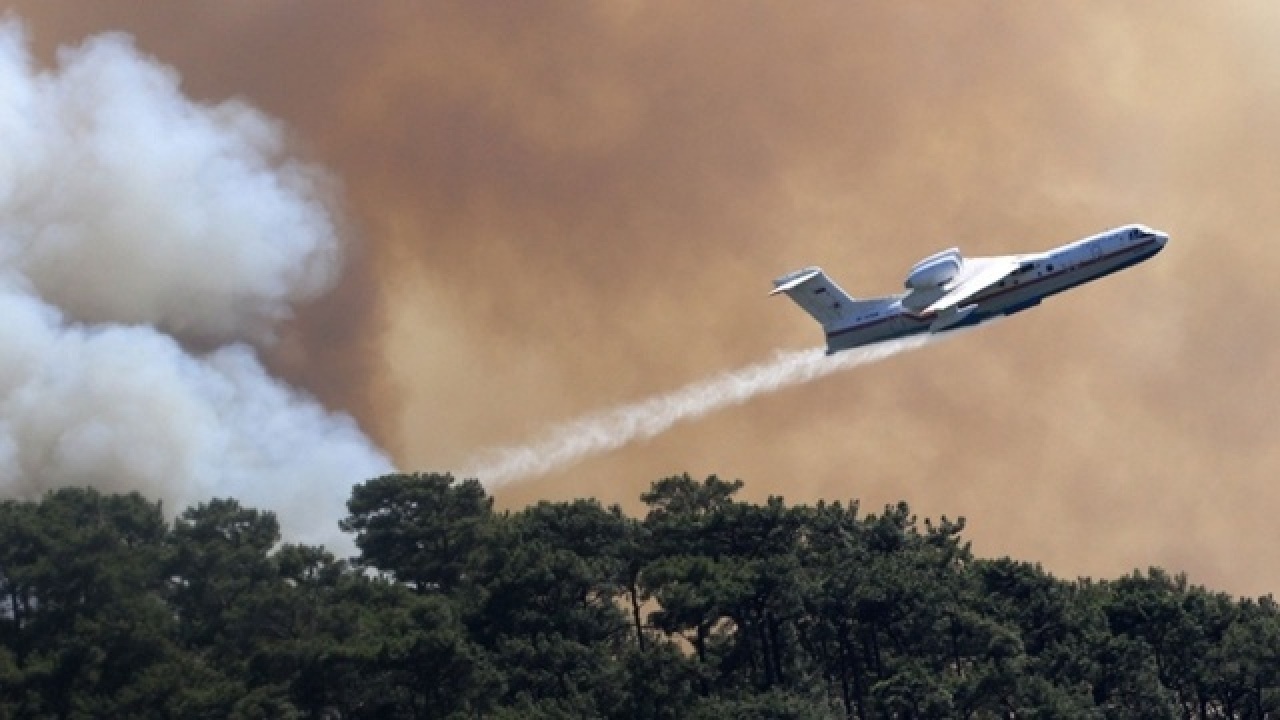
[770,268,822,296]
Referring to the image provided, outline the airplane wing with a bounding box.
[923,256,1023,315]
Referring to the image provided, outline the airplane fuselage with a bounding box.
[821,225,1168,354]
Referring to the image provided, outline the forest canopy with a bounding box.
[1,473,1277,719]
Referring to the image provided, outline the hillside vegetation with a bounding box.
[1,473,1277,718]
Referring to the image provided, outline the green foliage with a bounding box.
[342,472,492,594]
[2,473,1279,718]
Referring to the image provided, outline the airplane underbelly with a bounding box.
[825,313,928,353]
[981,271,1078,314]
[984,285,1049,314]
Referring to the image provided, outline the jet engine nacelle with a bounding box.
[904,247,962,289]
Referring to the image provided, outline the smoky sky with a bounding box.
[0,16,391,549]
[10,2,1280,595]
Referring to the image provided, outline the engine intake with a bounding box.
[905,247,962,289]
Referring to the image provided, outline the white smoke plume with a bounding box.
[0,20,392,546]
[464,334,937,489]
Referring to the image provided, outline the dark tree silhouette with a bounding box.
[0,474,1277,718]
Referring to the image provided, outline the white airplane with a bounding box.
[772,224,1168,354]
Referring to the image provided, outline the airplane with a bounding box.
[771,224,1168,355]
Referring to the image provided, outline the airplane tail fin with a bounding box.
[770,266,858,329]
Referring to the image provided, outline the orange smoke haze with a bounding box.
[12,2,1280,595]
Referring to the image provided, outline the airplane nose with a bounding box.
[1137,225,1169,245]
[1150,230,1169,254]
